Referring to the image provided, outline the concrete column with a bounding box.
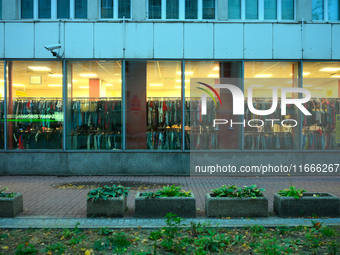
[296,0,312,21]
[88,0,99,20]
[217,0,228,21]
[132,0,147,21]
[2,0,19,20]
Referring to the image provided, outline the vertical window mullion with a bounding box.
[277,0,282,20]
[114,0,118,19]
[34,0,39,19]
[324,0,328,21]
[241,0,246,20]
[179,0,185,19]
[198,0,202,19]
[259,0,264,20]
[161,0,166,19]
[70,0,75,19]
[51,0,57,19]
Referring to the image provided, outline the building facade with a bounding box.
[0,0,339,175]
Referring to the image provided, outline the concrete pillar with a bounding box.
[217,0,228,21]
[2,0,19,20]
[88,0,99,20]
[132,0,147,21]
[296,0,312,21]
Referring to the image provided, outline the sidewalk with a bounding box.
[0,175,339,228]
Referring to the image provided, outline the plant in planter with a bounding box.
[274,175,340,217]
[87,185,130,218]
[206,184,268,217]
[0,186,23,217]
[135,185,196,218]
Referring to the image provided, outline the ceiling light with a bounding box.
[303,85,314,87]
[72,80,78,82]
[330,75,340,78]
[286,81,293,83]
[255,74,272,78]
[213,66,219,71]
[28,66,51,71]
[114,73,120,76]
[0,79,4,82]
[49,74,63,77]
[150,84,163,86]
[13,84,25,87]
[319,68,340,72]
[250,85,264,87]
[208,74,219,78]
[79,73,97,77]
[176,79,190,82]
[48,84,62,87]
[79,86,89,89]
[303,72,310,76]
[313,87,323,90]
[175,86,187,89]
[177,71,193,75]
[106,84,113,86]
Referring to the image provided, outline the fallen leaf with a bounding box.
[1,246,9,250]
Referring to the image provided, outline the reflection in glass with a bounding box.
[264,0,276,19]
[118,0,131,18]
[39,0,51,19]
[282,0,294,20]
[21,0,34,19]
[66,61,122,150]
[244,62,300,150]
[149,0,161,19]
[203,0,215,19]
[6,61,63,150]
[57,0,70,19]
[75,0,87,19]
[228,0,241,19]
[312,0,324,20]
[246,0,258,19]
[185,0,198,19]
[0,62,3,149]
[328,0,339,20]
[302,62,340,150]
[166,0,179,19]
[101,0,113,18]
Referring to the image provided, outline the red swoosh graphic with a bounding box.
[197,82,222,106]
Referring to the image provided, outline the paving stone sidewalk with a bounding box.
[0,175,339,228]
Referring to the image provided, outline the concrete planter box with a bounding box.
[274,193,340,217]
[205,193,268,217]
[135,192,196,218]
[87,196,127,218]
[0,193,23,217]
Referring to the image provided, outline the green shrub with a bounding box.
[278,186,307,199]
[142,185,192,198]
[0,187,16,198]
[87,185,130,202]
[211,184,265,198]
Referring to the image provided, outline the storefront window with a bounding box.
[6,61,63,150]
[302,62,340,150]
[126,61,182,150]
[0,62,4,149]
[244,62,300,150]
[66,61,122,150]
[186,61,242,150]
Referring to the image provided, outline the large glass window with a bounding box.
[149,0,161,19]
[57,0,70,19]
[302,62,340,150]
[166,0,179,19]
[6,61,63,150]
[39,0,51,18]
[264,0,277,19]
[0,1,2,20]
[313,0,324,20]
[21,0,34,19]
[118,0,131,18]
[75,0,87,19]
[203,0,215,19]
[126,61,182,150]
[186,61,242,150]
[101,0,113,18]
[0,62,4,149]
[246,0,258,19]
[66,61,122,150]
[329,0,339,20]
[244,62,301,150]
[228,0,241,19]
[185,0,198,19]
[282,0,294,20]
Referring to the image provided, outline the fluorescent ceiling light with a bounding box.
[213,66,219,71]
[48,84,62,87]
[303,72,310,76]
[255,74,272,78]
[72,80,78,82]
[177,71,193,75]
[175,86,187,89]
[114,73,120,76]
[106,84,113,86]
[0,79,4,82]
[49,74,63,77]
[79,73,97,77]
[176,79,189,82]
[79,86,89,89]
[119,79,122,82]
[319,68,340,72]
[13,84,25,87]
[208,74,219,78]
[303,85,314,87]
[150,84,163,86]
[250,85,264,87]
[313,87,323,90]
[28,66,51,71]
[330,75,340,78]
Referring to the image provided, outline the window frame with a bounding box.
[99,0,132,20]
[313,0,340,21]
[229,0,296,21]
[147,0,217,20]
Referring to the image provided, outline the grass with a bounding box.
[0,221,339,254]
